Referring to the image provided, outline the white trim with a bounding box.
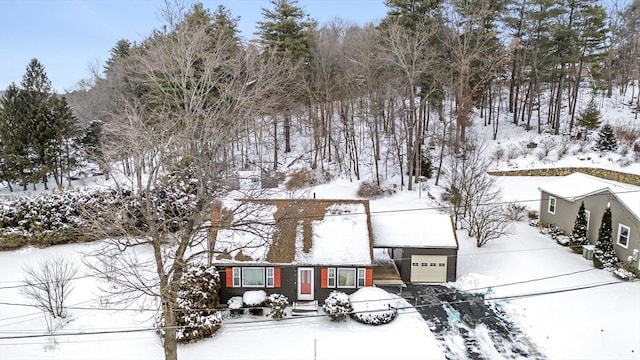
[241,267,265,287]
[266,267,274,288]
[548,196,556,214]
[617,223,630,249]
[232,267,241,287]
[337,268,356,288]
[585,210,591,230]
[327,268,336,288]
[357,268,366,288]
[297,268,314,301]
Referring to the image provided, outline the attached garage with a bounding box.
[371,213,459,284]
[410,255,448,283]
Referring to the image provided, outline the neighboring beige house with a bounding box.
[538,172,640,270]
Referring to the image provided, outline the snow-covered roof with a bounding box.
[371,212,458,249]
[538,172,640,220]
[213,199,373,266]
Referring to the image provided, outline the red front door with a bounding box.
[297,268,314,300]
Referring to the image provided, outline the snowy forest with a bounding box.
[0,0,639,193]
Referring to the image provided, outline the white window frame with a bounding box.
[242,267,265,287]
[357,268,366,288]
[585,210,591,230]
[337,268,356,288]
[266,267,274,288]
[327,268,336,288]
[617,224,630,248]
[548,196,556,214]
[232,267,241,287]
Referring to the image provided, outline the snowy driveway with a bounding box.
[397,285,545,360]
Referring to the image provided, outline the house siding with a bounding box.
[217,265,373,305]
[539,190,640,270]
[394,247,457,283]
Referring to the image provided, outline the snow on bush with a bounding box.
[157,265,222,343]
[349,287,398,326]
[227,296,243,310]
[267,293,289,320]
[243,290,267,306]
[322,290,352,322]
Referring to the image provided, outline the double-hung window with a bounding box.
[327,268,336,287]
[617,224,630,248]
[357,268,366,288]
[232,267,241,287]
[548,196,556,214]
[266,267,275,287]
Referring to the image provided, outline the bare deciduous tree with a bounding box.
[79,3,294,360]
[22,256,78,319]
[444,141,512,247]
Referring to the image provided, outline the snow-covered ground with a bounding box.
[1,87,639,359]
[1,176,639,359]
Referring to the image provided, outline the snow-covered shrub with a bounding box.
[267,293,289,320]
[243,290,267,306]
[492,145,505,165]
[540,137,557,156]
[349,287,397,326]
[617,157,633,167]
[613,267,636,281]
[593,208,618,269]
[356,182,396,199]
[157,265,222,343]
[541,224,568,245]
[228,296,243,310]
[505,203,527,221]
[322,291,352,322]
[285,168,331,190]
[506,144,521,160]
[535,149,545,161]
[243,290,268,315]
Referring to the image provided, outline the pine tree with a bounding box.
[257,0,315,154]
[577,99,601,138]
[257,0,314,62]
[0,83,27,191]
[595,123,618,151]
[593,207,618,269]
[104,39,131,76]
[570,201,588,246]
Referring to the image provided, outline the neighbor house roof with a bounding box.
[371,213,458,249]
[538,172,640,220]
[212,199,374,266]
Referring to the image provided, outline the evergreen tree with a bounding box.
[595,123,618,151]
[104,39,131,76]
[257,0,315,62]
[0,83,27,191]
[593,207,618,269]
[570,201,588,246]
[257,0,315,154]
[20,58,55,189]
[577,99,601,136]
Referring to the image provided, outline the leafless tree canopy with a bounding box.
[22,256,78,319]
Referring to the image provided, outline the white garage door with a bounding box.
[410,255,448,283]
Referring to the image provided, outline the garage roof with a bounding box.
[371,212,458,249]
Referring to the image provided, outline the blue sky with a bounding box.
[0,0,388,93]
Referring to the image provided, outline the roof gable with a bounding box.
[538,172,640,221]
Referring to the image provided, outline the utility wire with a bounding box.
[0,278,634,341]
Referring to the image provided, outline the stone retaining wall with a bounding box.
[488,167,640,186]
